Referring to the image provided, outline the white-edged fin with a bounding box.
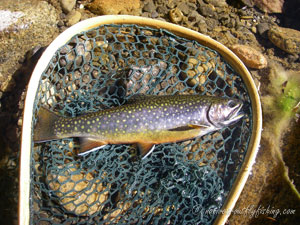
[142,145,156,159]
[137,142,155,159]
[78,137,107,156]
[78,145,107,156]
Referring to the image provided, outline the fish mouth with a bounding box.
[227,102,244,124]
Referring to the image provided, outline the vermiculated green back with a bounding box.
[31,24,252,224]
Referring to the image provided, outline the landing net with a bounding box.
[31,24,252,225]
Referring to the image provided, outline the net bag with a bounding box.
[19,16,262,225]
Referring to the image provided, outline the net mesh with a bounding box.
[30,24,252,225]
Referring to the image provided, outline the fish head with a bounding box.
[208,98,244,128]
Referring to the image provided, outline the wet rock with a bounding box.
[198,20,208,34]
[203,0,227,7]
[0,10,24,32]
[178,2,197,15]
[0,0,58,92]
[87,0,141,15]
[47,163,109,216]
[66,10,81,26]
[57,20,64,28]
[268,26,300,54]
[230,44,268,69]
[239,0,255,7]
[0,71,15,92]
[169,8,184,24]
[157,5,168,15]
[151,11,159,18]
[178,2,190,15]
[257,22,269,38]
[143,1,156,13]
[253,0,284,13]
[220,14,236,28]
[198,3,216,18]
[205,17,218,31]
[287,54,299,63]
[60,0,76,14]
[189,10,205,22]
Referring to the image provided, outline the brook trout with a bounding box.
[34,95,244,157]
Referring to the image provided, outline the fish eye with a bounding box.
[228,100,238,108]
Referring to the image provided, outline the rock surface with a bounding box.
[60,0,76,13]
[230,44,268,69]
[0,0,58,92]
[203,0,227,7]
[268,26,300,54]
[66,10,81,26]
[87,0,141,15]
[47,163,109,215]
[253,0,284,13]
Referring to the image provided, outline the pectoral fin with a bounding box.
[167,124,210,131]
[137,142,155,159]
[78,138,107,156]
[188,124,210,129]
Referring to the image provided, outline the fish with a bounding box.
[34,94,244,158]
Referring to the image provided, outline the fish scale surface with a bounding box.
[54,95,217,136]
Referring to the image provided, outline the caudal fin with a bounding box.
[33,107,60,142]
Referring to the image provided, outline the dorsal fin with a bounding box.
[126,94,150,104]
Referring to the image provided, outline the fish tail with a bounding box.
[33,107,60,142]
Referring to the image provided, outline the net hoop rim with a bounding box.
[19,15,262,225]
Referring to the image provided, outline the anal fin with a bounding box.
[137,142,155,159]
[78,138,107,156]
